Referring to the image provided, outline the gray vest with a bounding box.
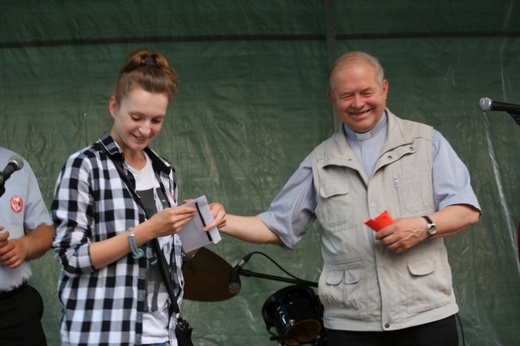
[310,111,458,331]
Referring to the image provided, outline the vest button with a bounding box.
[384,323,390,329]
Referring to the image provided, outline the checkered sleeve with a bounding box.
[52,150,97,276]
[52,139,148,345]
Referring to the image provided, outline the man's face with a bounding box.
[327,61,388,133]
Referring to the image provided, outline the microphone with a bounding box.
[479,97,520,113]
[228,253,253,294]
[0,155,24,187]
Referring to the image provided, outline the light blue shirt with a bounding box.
[258,111,481,248]
[0,148,52,291]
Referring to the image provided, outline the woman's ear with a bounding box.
[108,96,118,118]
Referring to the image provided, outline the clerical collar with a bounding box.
[343,111,387,141]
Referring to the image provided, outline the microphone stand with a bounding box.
[506,111,520,126]
[237,267,318,287]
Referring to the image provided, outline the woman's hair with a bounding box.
[112,49,178,105]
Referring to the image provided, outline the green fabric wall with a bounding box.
[1,1,519,345]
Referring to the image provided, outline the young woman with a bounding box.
[52,49,226,346]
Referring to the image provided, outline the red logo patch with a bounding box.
[10,195,23,214]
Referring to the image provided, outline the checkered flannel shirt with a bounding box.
[52,133,183,346]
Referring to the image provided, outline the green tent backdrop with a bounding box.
[1,1,519,345]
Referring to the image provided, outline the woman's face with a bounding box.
[109,87,169,157]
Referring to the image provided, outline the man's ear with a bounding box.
[382,79,389,97]
[327,88,335,103]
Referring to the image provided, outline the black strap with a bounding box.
[95,142,182,316]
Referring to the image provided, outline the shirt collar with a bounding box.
[97,132,173,175]
[343,110,387,141]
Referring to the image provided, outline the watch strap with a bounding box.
[422,215,434,226]
[422,215,436,237]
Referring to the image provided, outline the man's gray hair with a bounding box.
[328,51,385,89]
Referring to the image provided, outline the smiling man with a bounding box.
[221,51,481,345]
[327,52,388,134]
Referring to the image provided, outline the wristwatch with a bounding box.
[422,215,437,238]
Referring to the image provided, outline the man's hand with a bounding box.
[206,202,226,230]
[375,217,427,254]
[0,230,29,269]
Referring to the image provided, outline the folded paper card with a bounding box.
[364,210,394,232]
[177,195,221,253]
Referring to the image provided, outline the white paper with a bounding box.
[177,195,221,253]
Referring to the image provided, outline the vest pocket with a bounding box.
[316,179,354,233]
[391,162,433,214]
[318,262,368,320]
[405,258,452,314]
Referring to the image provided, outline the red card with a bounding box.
[364,210,394,232]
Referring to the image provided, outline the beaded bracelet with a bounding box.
[127,229,144,259]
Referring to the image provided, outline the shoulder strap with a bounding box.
[95,142,182,315]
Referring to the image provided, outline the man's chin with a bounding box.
[349,119,373,133]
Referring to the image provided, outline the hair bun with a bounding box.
[143,55,157,67]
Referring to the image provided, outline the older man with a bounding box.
[221,51,480,345]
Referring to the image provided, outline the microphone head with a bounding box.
[228,266,242,294]
[8,155,24,170]
[479,97,492,111]
[0,155,24,187]
[228,281,241,295]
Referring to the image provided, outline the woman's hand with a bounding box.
[147,206,198,237]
